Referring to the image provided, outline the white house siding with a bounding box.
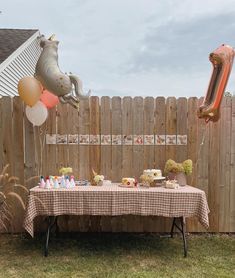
[0,31,41,97]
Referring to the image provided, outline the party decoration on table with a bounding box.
[40,89,59,109]
[25,100,48,126]
[45,177,51,189]
[70,176,76,187]
[92,169,104,186]
[164,179,179,189]
[18,76,43,107]
[120,178,137,188]
[75,180,90,186]
[35,34,90,110]
[59,167,73,176]
[198,44,234,122]
[140,169,165,187]
[164,159,192,186]
[39,176,45,189]
[139,174,154,187]
[54,176,59,189]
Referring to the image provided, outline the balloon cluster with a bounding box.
[18,76,59,126]
[18,34,90,126]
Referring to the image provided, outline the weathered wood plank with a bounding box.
[11,97,24,232]
[122,97,133,178]
[56,103,69,232]
[89,96,101,232]
[176,97,187,162]
[111,97,122,182]
[100,96,112,232]
[208,116,220,232]
[142,97,155,232]
[111,97,123,232]
[230,96,235,232]
[219,97,232,232]
[133,97,144,179]
[44,108,57,177]
[78,98,90,232]
[1,97,13,175]
[165,97,177,162]
[0,98,3,171]
[153,97,167,232]
[100,97,112,180]
[67,103,79,232]
[165,97,177,231]
[196,97,209,232]
[122,97,133,232]
[187,97,199,232]
[144,97,155,169]
[131,97,144,232]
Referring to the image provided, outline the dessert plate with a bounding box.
[153,177,166,181]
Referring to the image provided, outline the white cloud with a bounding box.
[1,0,235,97]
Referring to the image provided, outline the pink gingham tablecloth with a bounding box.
[23,184,210,237]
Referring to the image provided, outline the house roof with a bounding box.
[0,29,38,64]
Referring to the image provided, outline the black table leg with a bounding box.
[170,217,187,257]
[44,216,57,257]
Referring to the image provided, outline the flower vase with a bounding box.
[168,172,187,186]
[97,180,103,186]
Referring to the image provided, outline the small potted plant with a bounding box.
[92,169,104,186]
[164,159,193,186]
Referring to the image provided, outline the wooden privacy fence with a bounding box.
[0,96,235,233]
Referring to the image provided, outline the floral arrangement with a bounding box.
[164,159,193,176]
[59,167,73,176]
[140,174,154,185]
[92,169,104,186]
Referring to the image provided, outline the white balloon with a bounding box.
[26,101,48,126]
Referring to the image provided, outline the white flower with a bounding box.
[94,175,104,183]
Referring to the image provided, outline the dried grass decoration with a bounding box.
[92,169,104,186]
[0,164,28,232]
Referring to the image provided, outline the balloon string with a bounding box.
[190,122,209,186]
[32,126,39,176]
[38,122,47,175]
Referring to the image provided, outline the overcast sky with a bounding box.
[1,0,235,97]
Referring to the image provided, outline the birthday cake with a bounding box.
[143,169,162,179]
[121,178,137,187]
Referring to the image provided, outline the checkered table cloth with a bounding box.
[23,184,210,237]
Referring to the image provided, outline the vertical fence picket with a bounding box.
[132,97,144,232]
[230,96,235,232]
[89,96,101,232]
[219,97,232,232]
[78,98,90,232]
[100,96,112,232]
[111,97,123,232]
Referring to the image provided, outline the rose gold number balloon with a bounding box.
[198,44,234,122]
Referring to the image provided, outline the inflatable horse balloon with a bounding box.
[35,35,90,109]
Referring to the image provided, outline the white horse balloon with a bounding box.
[35,34,90,109]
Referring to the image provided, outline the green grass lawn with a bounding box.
[0,233,234,278]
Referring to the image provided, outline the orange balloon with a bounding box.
[40,90,59,109]
[18,76,43,107]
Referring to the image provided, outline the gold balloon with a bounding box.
[18,76,43,107]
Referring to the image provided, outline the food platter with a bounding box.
[153,177,166,181]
